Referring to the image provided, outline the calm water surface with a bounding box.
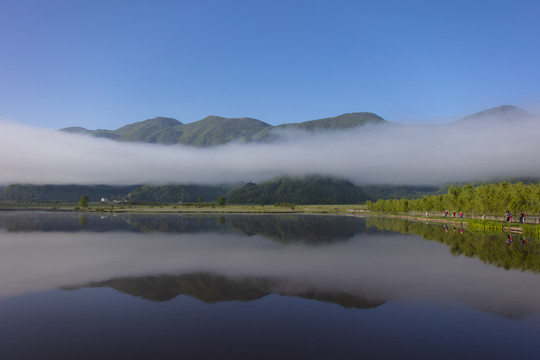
[0,211,539,359]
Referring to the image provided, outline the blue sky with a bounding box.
[1,0,539,129]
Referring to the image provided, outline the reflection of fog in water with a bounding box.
[0,212,540,321]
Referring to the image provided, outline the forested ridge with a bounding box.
[227,176,365,204]
[0,177,442,204]
[61,112,387,147]
[0,184,139,203]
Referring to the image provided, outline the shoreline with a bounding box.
[0,203,367,215]
[370,213,535,234]
[0,204,536,234]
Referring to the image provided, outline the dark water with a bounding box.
[1,212,540,359]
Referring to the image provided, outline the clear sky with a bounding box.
[1,0,539,129]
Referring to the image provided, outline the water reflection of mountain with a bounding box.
[367,217,540,273]
[0,212,367,244]
[66,272,384,310]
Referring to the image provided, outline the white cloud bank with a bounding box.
[0,118,539,186]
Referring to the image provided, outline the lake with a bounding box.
[0,211,539,359]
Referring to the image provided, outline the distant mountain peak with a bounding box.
[60,126,91,134]
[117,116,182,130]
[458,105,534,123]
[276,112,388,131]
[199,115,268,123]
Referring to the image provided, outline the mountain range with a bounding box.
[60,105,530,146]
[60,112,387,147]
[61,105,535,147]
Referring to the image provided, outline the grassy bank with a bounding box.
[0,202,368,214]
[466,218,540,236]
[372,212,540,236]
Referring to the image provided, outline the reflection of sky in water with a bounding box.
[3,288,539,360]
[1,212,540,322]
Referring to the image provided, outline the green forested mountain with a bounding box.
[286,112,388,130]
[227,176,366,204]
[61,105,536,147]
[0,184,229,204]
[61,115,271,146]
[60,112,389,147]
[226,177,445,205]
[176,116,270,146]
[0,184,139,202]
[0,178,445,204]
[113,117,182,143]
[251,112,390,142]
[126,184,230,203]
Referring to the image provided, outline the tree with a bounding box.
[217,197,226,207]
[78,195,89,208]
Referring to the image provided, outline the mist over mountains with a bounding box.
[0,105,539,195]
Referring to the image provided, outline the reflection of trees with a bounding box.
[0,213,367,244]
[121,214,231,234]
[226,215,366,244]
[366,217,540,272]
[0,212,133,232]
[78,214,88,226]
[0,213,232,234]
[124,214,368,243]
[69,272,384,310]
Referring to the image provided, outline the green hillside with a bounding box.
[175,116,271,146]
[60,112,388,147]
[276,112,387,130]
[114,117,182,143]
[59,106,537,147]
[228,176,367,205]
[127,184,230,203]
[0,184,230,204]
[252,112,389,142]
[0,184,138,203]
[0,178,445,205]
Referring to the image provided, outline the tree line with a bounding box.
[367,182,540,215]
[0,178,450,205]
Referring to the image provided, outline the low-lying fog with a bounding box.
[0,117,539,186]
